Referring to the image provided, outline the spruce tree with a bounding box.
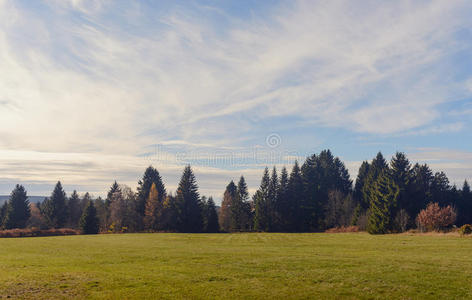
[237,176,251,231]
[0,201,7,229]
[431,172,452,207]
[68,190,82,228]
[275,167,289,231]
[219,182,234,232]
[79,200,100,234]
[203,197,219,233]
[287,161,304,232]
[175,165,203,232]
[409,163,433,217]
[367,171,399,234]
[362,152,388,212]
[390,152,412,216]
[354,161,370,208]
[254,167,270,231]
[144,183,160,231]
[137,166,166,221]
[457,180,472,225]
[4,185,31,229]
[267,167,279,231]
[41,181,68,228]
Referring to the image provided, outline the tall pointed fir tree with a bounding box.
[79,200,100,234]
[362,152,388,212]
[203,196,219,233]
[254,167,270,231]
[0,200,7,229]
[354,161,370,208]
[4,185,30,229]
[144,183,160,231]
[237,176,252,231]
[137,166,166,229]
[219,181,235,232]
[175,166,203,232]
[41,181,68,228]
[367,171,400,234]
[390,152,412,216]
[287,161,304,232]
[458,180,472,225]
[67,190,82,229]
[267,167,279,231]
[275,166,289,231]
[409,163,433,217]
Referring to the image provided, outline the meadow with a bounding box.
[1,233,471,299]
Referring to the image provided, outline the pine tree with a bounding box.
[137,167,166,222]
[67,190,82,228]
[4,185,31,229]
[362,152,388,212]
[431,172,452,207]
[267,167,279,231]
[79,200,100,234]
[203,196,219,233]
[409,163,433,217]
[175,166,203,232]
[144,183,160,231]
[0,201,7,229]
[237,176,251,231]
[390,152,412,215]
[254,167,270,231]
[354,161,370,208]
[367,171,399,234]
[287,161,304,232]
[275,166,289,231]
[457,180,472,225]
[219,181,237,232]
[41,181,68,228]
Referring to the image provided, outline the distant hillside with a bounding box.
[0,195,45,205]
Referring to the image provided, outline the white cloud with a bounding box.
[0,0,471,196]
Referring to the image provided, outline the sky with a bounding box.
[0,0,471,201]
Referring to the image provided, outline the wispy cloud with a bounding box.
[0,0,471,197]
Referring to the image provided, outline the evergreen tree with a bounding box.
[137,167,166,229]
[431,172,452,207]
[458,180,472,225]
[41,181,68,228]
[301,154,321,231]
[390,152,412,222]
[254,167,270,231]
[409,163,433,217]
[362,152,388,212]
[237,176,252,231]
[79,200,100,234]
[267,167,279,231]
[175,165,203,232]
[4,185,30,229]
[354,161,370,208]
[67,190,82,228]
[275,166,289,231]
[287,161,304,231]
[367,171,399,234]
[203,196,219,233]
[220,181,238,232]
[144,183,160,231]
[0,201,7,229]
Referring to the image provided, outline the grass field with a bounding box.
[1,233,471,299]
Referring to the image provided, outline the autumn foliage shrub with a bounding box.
[0,228,79,238]
[416,203,456,232]
[459,224,472,236]
[325,226,360,233]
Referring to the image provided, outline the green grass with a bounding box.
[1,233,471,299]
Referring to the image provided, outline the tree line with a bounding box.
[1,150,471,234]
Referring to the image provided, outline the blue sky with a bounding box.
[0,0,471,201]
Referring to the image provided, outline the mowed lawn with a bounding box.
[1,233,472,299]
